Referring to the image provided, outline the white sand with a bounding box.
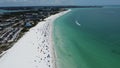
[0,9,71,68]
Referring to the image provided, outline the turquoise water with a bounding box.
[53,8,120,68]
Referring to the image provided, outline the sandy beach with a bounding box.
[0,9,71,68]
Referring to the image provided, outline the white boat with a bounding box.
[75,20,81,26]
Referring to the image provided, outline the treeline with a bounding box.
[0,6,103,10]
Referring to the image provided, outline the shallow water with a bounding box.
[53,8,120,68]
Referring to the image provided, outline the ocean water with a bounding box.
[53,8,120,68]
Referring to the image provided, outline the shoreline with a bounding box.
[0,9,71,68]
[46,9,71,68]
